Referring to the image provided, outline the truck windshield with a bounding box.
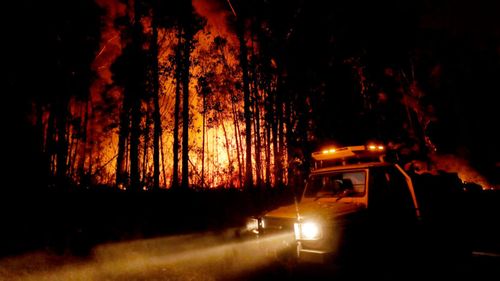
[305,171,366,198]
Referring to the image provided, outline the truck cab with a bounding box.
[247,144,422,265]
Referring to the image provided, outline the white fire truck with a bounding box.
[247,144,469,274]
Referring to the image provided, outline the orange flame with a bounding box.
[192,0,237,44]
[35,0,285,189]
[408,154,492,189]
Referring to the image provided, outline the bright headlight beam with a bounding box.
[0,230,295,281]
[302,222,320,239]
[294,221,321,240]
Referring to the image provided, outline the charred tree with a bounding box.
[142,103,151,186]
[116,97,130,187]
[250,47,262,189]
[264,82,272,188]
[237,17,253,189]
[111,1,148,190]
[200,78,207,188]
[172,25,182,189]
[151,7,162,190]
[180,28,192,190]
[128,1,145,191]
[180,6,196,190]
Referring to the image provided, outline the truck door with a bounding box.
[369,166,417,222]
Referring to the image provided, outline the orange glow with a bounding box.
[36,2,285,189]
[192,0,237,44]
[321,148,336,154]
[408,154,492,189]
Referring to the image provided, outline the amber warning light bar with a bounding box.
[312,144,385,161]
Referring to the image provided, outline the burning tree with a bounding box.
[23,0,497,190]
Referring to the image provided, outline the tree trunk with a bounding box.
[284,91,293,188]
[264,85,271,188]
[251,57,262,189]
[237,19,253,189]
[68,111,78,179]
[116,102,130,187]
[151,11,161,190]
[277,93,284,187]
[172,26,182,189]
[46,110,57,178]
[128,1,144,191]
[181,26,192,189]
[160,131,167,187]
[271,89,280,187]
[55,100,69,186]
[220,113,232,185]
[231,99,243,188]
[201,89,206,188]
[79,98,90,185]
[265,120,271,188]
[142,104,151,187]
[129,93,141,190]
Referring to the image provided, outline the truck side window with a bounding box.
[305,171,366,198]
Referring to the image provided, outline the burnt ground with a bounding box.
[0,188,498,281]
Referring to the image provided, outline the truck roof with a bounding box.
[311,144,387,170]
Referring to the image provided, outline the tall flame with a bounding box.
[32,0,283,189]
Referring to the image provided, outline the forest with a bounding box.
[4,0,499,191]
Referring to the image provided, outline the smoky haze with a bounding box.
[0,230,294,281]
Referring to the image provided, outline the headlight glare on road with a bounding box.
[294,221,321,240]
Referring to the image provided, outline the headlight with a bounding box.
[246,217,264,234]
[294,221,321,240]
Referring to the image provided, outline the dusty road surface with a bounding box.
[0,229,295,281]
[1,228,498,281]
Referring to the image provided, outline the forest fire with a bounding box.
[3,1,500,280]
[31,0,286,189]
[429,154,492,189]
[20,0,497,191]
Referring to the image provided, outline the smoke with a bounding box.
[92,0,127,85]
[192,0,237,43]
[420,154,492,189]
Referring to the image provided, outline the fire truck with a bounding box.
[246,144,469,273]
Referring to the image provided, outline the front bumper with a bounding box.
[297,242,330,263]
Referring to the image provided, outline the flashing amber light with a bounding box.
[322,148,336,154]
[368,144,384,151]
